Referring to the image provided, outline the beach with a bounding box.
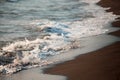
[45,0,120,80]
[0,0,119,80]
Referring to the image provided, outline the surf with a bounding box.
[0,0,119,74]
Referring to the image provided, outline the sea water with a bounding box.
[0,0,119,79]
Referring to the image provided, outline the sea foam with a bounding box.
[0,0,119,74]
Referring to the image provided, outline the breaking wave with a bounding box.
[0,0,118,74]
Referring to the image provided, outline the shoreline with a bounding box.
[45,0,120,80]
[0,0,119,80]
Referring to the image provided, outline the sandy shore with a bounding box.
[0,0,119,80]
[45,0,120,80]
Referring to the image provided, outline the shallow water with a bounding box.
[0,0,119,78]
[0,34,119,80]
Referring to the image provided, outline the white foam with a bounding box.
[0,0,119,75]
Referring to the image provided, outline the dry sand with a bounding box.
[45,0,120,80]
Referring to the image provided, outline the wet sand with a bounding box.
[45,0,120,80]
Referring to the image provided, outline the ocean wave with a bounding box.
[0,0,118,74]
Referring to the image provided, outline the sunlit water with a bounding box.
[0,0,119,79]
